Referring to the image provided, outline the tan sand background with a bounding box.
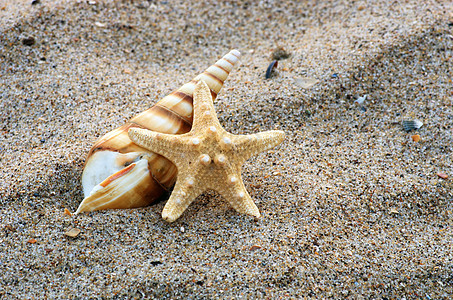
[1,0,452,298]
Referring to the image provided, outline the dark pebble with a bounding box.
[22,37,36,46]
[31,0,40,5]
[196,280,204,286]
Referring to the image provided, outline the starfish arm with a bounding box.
[232,130,285,161]
[128,128,190,161]
[215,175,261,218]
[161,174,204,222]
[191,80,222,131]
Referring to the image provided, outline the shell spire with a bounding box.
[76,50,241,214]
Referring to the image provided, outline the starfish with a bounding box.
[128,80,285,222]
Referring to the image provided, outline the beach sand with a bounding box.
[1,0,452,298]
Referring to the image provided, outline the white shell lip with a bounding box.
[76,158,153,214]
[82,151,142,198]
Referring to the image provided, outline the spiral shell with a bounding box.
[76,50,241,214]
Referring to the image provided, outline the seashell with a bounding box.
[355,95,367,105]
[265,60,278,79]
[402,119,423,132]
[76,50,241,214]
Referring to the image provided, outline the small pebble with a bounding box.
[437,172,448,179]
[95,21,106,28]
[64,208,72,216]
[411,134,421,142]
[294,77,319,89]
[180,226,185,233]
[22,36,35,46]
[65,228,81,238]
[27,238,37,244]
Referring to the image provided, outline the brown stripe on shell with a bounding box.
[131,105,192,134]
[146,153,177,189]
[212,63,229,74]
[156,90,194,125]
[100,163,136,188]
[210,90,217,101]
[89,122,175,156]
[88,123,145,157]
[222,56,235,66]
[203,71,224,87]
[188,79,218,102]
[230,51,240,60]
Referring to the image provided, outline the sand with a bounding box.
[1,0,452,298]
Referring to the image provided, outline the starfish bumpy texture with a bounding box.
[128,81,285,222]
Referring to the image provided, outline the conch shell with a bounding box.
[76,50,241,214]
